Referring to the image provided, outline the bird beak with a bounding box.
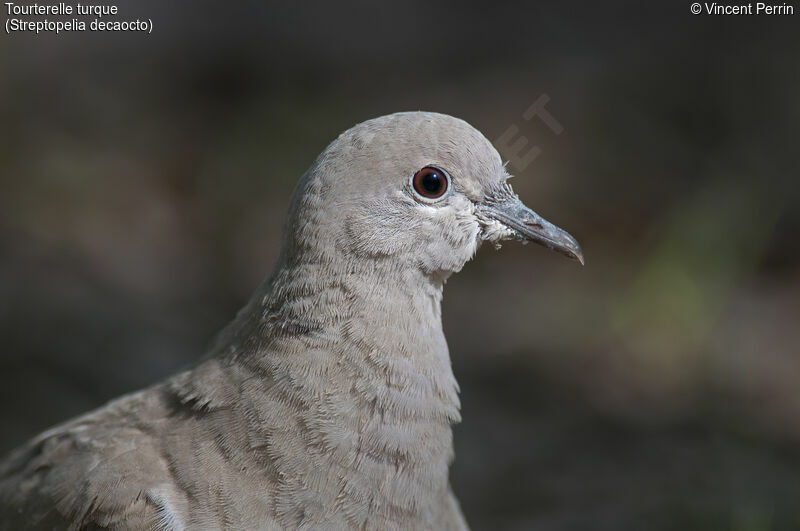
[477,194,584,265]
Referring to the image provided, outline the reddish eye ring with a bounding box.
[412,166,449,200]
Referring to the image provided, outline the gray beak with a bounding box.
[478,195,584,265]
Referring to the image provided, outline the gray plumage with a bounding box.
[0,111,582,530]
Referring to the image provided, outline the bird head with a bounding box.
[282,111,583,279]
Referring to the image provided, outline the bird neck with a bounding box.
[254,254,463,428]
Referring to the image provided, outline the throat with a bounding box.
[258,259,463,426]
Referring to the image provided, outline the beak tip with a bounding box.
[574,244,585,266]
[568,245,585,266]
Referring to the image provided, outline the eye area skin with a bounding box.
[412,166,449,199]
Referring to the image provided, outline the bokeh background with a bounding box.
[2,1,799,529]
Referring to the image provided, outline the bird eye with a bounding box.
[412,166,449,199]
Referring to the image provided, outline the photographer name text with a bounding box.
[690,2,795,14]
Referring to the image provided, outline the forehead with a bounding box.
[337,112,507,200]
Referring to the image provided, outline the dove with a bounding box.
[0,111,583,530]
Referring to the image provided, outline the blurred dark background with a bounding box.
[2,1,799,528]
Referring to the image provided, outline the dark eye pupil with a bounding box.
[413,166,448,198]
[421,171,441,193]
